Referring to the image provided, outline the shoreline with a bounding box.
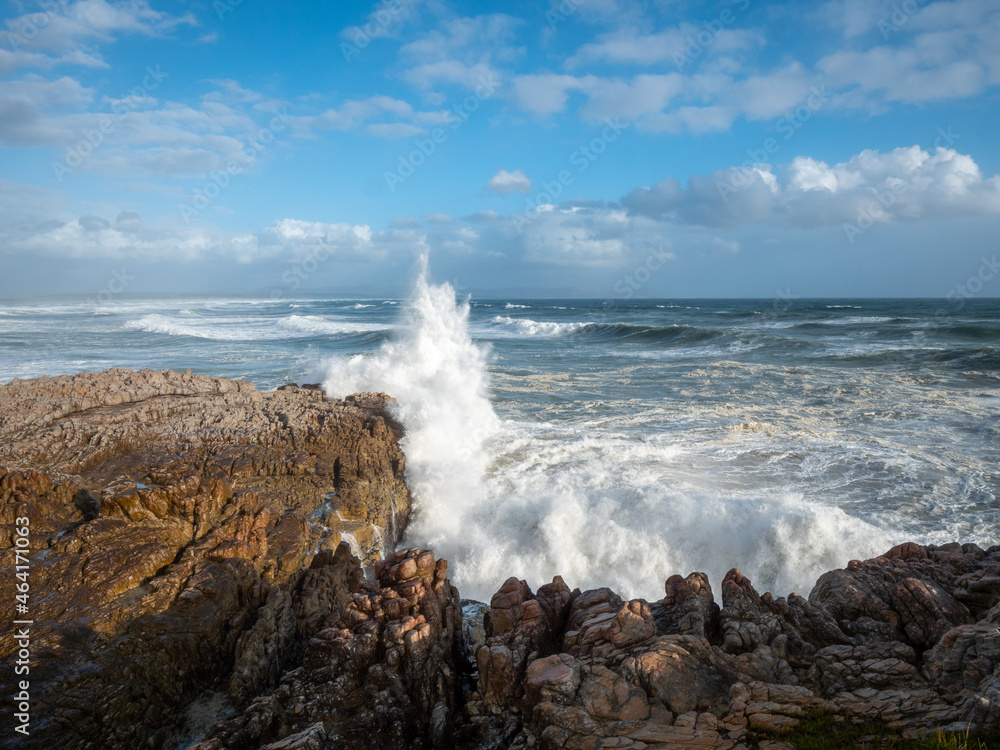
[0,369,997,749]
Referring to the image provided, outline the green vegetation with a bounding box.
[749,708,1000,750]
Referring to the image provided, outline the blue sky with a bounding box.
[1,0,999,299]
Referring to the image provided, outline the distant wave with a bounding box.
[124,313,386,341]
[125,314,277,340]
[505,303,530,309]
[489,316,730,345]
[280,314,386,336]
[489,315,591,336]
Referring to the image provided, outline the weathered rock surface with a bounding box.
[0,369,410,750]
[191,547,463,750]
[464,541,1000,749]
[2,369,999,749]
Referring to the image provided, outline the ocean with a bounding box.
[2,272,998,602]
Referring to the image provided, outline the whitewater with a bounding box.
[1,266,997,601]
[319,264,999,600]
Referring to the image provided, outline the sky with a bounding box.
[1,0,999,300]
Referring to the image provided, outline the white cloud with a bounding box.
[623,146,1000,228]
[521,205,632,266]
[399,14,519,91]
[816,0,1000,105]
[508,1,999,130]
[1,0,195,72]
[510,74,584,115]
[367,122,427,139]
[0,190,427,265]
[487,169,531,195]
[509,66,817,130]
[566,26,762,68]
[293,95,450,139]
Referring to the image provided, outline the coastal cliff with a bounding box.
[0,369,409,748]
[1,370,998,749]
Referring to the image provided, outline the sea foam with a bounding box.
[320,259,897,601]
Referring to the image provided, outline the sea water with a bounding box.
[1,270,997,601]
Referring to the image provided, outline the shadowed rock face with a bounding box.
[0,369,411,750]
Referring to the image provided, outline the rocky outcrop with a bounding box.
[0,369,410,750]
[191,547,463,750]
[2,369,999,749]
[464,542,1000,749]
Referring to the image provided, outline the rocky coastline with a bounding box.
[1,370,998,750]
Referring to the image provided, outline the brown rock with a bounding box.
[0,369,407,750]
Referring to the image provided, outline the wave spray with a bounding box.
[323,257,891,601]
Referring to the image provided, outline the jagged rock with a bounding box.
[808,641,922,696]
[193,548,463,750]
[0,370,407,750]
[0,369,409,571]
[650,571,720,639]
[478,576,574,711]
[470,542,1000,749]
[810,542,990,648]
[2,371,999,748]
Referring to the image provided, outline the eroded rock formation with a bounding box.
[0,369,410,749]
[463,542,1000,750]
[1,369,999,749]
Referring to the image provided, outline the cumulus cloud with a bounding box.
[487,169,531,195]
[623,146,1000,228]
[0,188,428,265]
[510,67,816,131]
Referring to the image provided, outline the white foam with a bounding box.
[489,315,592,337]
[505,303,530,309]
[323,256,500,544]
[821,316,895,325]
[280,314,385,336]
[321,259,893,602]
[124,313,385,340]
